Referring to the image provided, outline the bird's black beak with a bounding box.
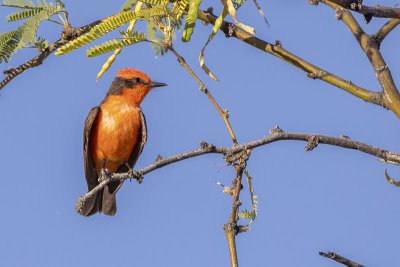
[148,81,167,88]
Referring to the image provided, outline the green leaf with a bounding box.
[56,10,142,55]
[1,0,36,9]
[0,29,22,63]
[32,36,49,51]
[56,6,177,56]
[86,31,147,58]
[172,0,188,20]
[146,20,156,40]
[120,0,138,12]
[20,4,64,44]
[138,0,167,6]
[7,8,41,21]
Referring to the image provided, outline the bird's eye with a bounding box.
[133,78,141,83]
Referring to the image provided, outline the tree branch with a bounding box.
[324,0,400,20]
[321,1,400,119]
[319,251,366,267]
[196,9,385,110]
[374,18,400,47]
[75,128,400,214]
[0,20,104,90]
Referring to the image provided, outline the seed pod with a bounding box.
[182,0,203,42]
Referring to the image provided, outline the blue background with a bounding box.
[1,1,399,266]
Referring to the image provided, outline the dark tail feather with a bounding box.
[100,183,117,216]
[76,180,124,216]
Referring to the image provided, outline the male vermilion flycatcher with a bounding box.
[78,68,166,216]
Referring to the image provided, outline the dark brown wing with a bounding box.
[118,108,147,173]
[100,108,147,215]
[76,106,102,216]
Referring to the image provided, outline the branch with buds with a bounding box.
[75,126,400,213]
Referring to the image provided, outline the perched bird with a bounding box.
[78,68,166,216]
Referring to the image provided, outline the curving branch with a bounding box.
[196,9,386,111]
[75,127,400,214]
[374,18,400,47]
[320,1,400,118]
[319,251,365,267]
[0,19,104,90]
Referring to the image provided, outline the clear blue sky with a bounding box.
[1,1,399,266]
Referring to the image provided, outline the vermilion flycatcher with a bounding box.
[78,68,166,216]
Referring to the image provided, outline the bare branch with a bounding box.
[75,129,400,213]
[196,9,385,110]
[325,0,400,20]
[319,251,366,267]
[374,18,400,47]
[0,20,104,90]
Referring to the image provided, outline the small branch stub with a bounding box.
[340,134,351,139]
[224,222,238,235]
[308,70,328,79]
[308,0,319,5]
[335,7,345,20]
[200,141,214,152]
[216,181,235,195]
[269,125,284,135]
[154,154,163,163]
[305,135,319,151]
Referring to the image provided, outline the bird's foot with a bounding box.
[124,162,143,184]
[98,168,111,182]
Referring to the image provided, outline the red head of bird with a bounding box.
[116,68,166,106]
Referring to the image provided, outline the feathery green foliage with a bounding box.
[55,10,141,55]
[150,36,167,58]
[140,5,178,23]
[7,8,42,21]
[0,29,22,63]
[32,36,49,51]
[1,0,37,9]
[0,0,65,63]
[172,0,188,19]
[138,0,168,6]
[56,5,178,56]
[20,4,64,44]
[147,20,156,40]
[5,1,62,21]
[87,31,147,58]
[120,0,138,12]
[238,169,258,226]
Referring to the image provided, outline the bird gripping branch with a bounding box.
[78,68,166,216]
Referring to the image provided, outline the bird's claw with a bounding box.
[125,162,143,184]
[98,168,111,182]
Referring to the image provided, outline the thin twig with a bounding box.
[196,9,385,110]
[319,251,366,267]
[75,129,400,212]
[166,43,238,145]
[165,42,242,266]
